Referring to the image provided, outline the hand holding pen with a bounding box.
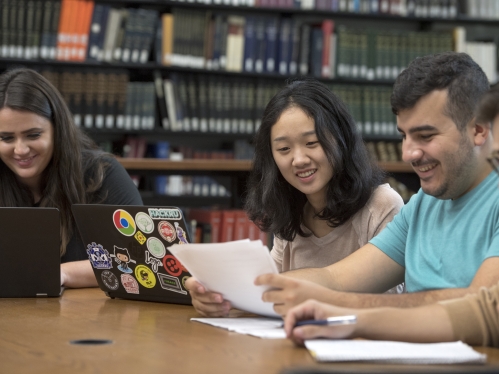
[283,299,359,346]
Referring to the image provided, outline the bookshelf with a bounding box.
[1,0,498,207]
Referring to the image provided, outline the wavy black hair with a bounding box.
[245,78,385,241]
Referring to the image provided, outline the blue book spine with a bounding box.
[277,18,291,75]
[264,17,279,73]
[243,16,255,72]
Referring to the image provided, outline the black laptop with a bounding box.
[72,204,192,305]
[0,207,62,297]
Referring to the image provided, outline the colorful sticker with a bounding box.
[121,274,139,294]
[146,237,166,258]
[135,212,154,234]
[157,273,188,295]
[162,254,184,277]
[134,230,147,245]
[148,208,183,220]
[135,265,156,288]
[111,245,136,273]
[158,221,176,243]
[86,242,113,269]
[113,209,136,236]
[145,251,163,273]
[101,270,119,290]
[174,222,189,244]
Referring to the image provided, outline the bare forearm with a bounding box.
[325,287,477,308]
[61,260,98,288]
[356,304,454,342]
[283,267,339,289]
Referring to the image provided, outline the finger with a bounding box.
[185,277,206,294]
[254,273,290,288]
[261,289,285,303]
[190,289,225,304]
[294,324,354,341]
[192,299,232,317]
[284,301,318,336]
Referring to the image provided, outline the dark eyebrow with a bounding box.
[273,130,316,142]
[396,125,437,134]
[0,127,44,136]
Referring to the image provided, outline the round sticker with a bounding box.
[135,265,156,288]
[113,209,136,236]
[121,274,139,294]
[135,212,154,234]
[101,270,119,290]
[162,254,183,277]
[146,237,166,258]
[158,221,176,243]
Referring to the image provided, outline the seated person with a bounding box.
[186,78,404,316]
[0,68,143,288]
[252,52,499,315]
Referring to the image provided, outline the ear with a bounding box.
[472,121,491,146]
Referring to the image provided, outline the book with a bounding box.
[161,13,174,66]
[188,209,222,243]
[226,16,245,72]
[243,15,256,72]
[321,19,334,78]
[277,17,292,75]
[87,3,110,61]
[153,70,170,130]
[264,16,279,73]
[298,23,311,75]
[220,210,236,242]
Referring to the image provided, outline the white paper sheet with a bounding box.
[304,340,487,364]
[191,317,286,339]
[169,240,279,317]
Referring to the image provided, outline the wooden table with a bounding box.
[0,288,498,374]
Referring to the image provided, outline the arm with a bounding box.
[283,299,453,346]
[258,256,499,315]
[61,260,98,288]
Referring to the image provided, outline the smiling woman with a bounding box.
[0,68,143,288]
[185,78,405,317]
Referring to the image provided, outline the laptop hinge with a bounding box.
[36,293,48,297]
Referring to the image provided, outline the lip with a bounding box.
[296,169,317,181]
[412,162,438,180]
[13,155,37,168]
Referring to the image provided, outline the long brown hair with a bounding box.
[0,68,107,255]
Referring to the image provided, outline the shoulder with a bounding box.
[366,183,404,212]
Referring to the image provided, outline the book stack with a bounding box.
[189,208,270,245]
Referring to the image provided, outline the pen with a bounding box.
[294,315,357,327]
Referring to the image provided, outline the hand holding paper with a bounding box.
[169,240,279,317]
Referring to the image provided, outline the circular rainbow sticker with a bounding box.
[113,209,136,236]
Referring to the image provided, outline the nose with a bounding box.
[401,138,423,164]
[291,147,310,167]
[13,139,30,156]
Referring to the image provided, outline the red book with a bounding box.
[220,210,236,243]
[189,209,222,243]
[321,19,334,78]
[233,210,248,240]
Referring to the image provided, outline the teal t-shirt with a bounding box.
[370,172,499,293]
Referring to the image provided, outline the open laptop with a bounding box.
[72,204,192,305]
[0,207,62,297]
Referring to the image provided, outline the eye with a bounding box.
[420,134,434,140]
[0,136,14,142]
[27,133,41,139]
[276,146,289,152]
[306,141,319,146]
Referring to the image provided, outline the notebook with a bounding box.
[72,204,192,305]
[0,207,63,297]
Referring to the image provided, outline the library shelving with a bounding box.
[1,0,498,207]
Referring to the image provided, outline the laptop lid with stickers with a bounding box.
[72,204,192,305]
[0,207,62,297]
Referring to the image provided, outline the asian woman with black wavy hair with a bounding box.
[0,68,142,288]
[186,78,404,317]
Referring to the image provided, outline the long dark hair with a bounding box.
[0,68,108,255]
[245,78,385,241]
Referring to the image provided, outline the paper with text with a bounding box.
[169,240,279,317]
[191,317,286,339]
[304,340,487,364]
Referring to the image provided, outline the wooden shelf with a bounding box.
[117,158,253,171]
[378,161,415,173]
[118,158,414,173]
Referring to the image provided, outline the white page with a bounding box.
[191,317,286,339]
[305,340,487,364]
[169,240,279,317]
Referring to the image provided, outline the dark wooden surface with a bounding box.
[0,288,497,374]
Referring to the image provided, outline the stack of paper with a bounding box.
[169,240,279,317]
[191,317,286,339]
[305,340,487,364]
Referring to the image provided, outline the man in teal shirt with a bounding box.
[186,52,499,317]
